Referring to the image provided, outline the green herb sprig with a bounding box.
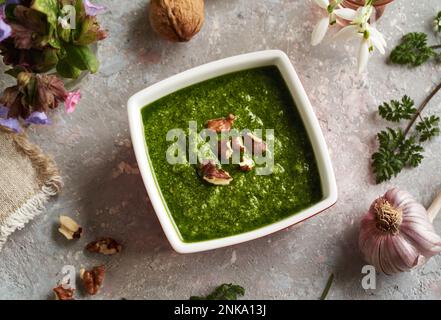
[378,95,416,122]
[372,83,441,183]
[390,32,440,67]
[190,283,245,300]
[390,10,441,68]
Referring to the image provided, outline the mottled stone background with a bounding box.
[0,0,440,300]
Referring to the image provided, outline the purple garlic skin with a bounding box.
[359,188,441,275]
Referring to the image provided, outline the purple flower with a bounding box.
[25,111,52,125]
[0,117,21,132]
[0,105,8,118]
[0,16,12,42]
[0,0,19,42]
[83,0,106,16]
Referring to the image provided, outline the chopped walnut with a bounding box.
[239,154,255,172]
[80,265,105,296]
[206,114,235,133]
[58,215,82,240]
[231,136,245,152]
[53,285,75,300]
[86,238,122,255]
[200,160,233,185]
[245,132,267,155]
[218,139,233,161]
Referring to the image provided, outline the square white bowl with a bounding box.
[127,50,337,254]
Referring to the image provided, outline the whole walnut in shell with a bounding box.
[149,0,205,42]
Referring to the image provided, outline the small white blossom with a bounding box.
[311,0,339,46]
[333,5,387,73]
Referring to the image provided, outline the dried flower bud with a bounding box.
[17,71,32,88]
[35,74,67,110]
[74,16,108,46]
[58,215,82,240]
[0,86,20,107]
[86,238,122,255]
[80,265,105,295]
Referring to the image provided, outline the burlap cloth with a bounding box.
[0,127,62,250]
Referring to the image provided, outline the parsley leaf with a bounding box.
[416,115,440,142]
[378,95,416,122]
[190,283,245,300]
[390,32,436,66]
[371,128,424,183]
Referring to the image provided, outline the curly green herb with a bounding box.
[390,32,437,67]
[190,283,245,300]
[372,83,441,183]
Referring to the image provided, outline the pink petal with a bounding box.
[65,90,81,114]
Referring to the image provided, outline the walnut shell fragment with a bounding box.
[86,238,122,255]
[58,215,82,240]
[218,139,233,161]
[80,265,105,296]
[206,114,235,133]
[231,136,245,152]
[239,154,255,172]
[149,0,205,42]
[53,285,75,300]
[200,160,233,186]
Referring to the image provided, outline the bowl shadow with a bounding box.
[74,145,174,257]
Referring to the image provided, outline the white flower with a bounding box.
[311,0,330,46]
[311,0,359,46]
[333,5,387,73]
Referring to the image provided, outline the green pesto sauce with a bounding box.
[142,66,323,242]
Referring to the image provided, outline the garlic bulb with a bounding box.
[359,188,441,275]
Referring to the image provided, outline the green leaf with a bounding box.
[64,44,99,73]
[4,66,27,78]
[31,0,59,28]
[371,128,425,183]
[416,115,440,142]
[56,59,82,79]
[390,32,435,67]
[190,284,245,300]
[34,47,59,73]
[399,136,424,167]
[378,95,416,122]
[4,4,17,20]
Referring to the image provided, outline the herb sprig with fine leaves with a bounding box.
[390,11,441,67]
[372,84,441,183]
[378,95,416,122]
[390,32,440,67]
[190,283,245,300]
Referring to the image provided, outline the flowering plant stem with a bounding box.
[403,79,441,137]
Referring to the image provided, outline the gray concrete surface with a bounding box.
[0,0,441,300]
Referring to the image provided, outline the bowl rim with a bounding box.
[127,50,338,253]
